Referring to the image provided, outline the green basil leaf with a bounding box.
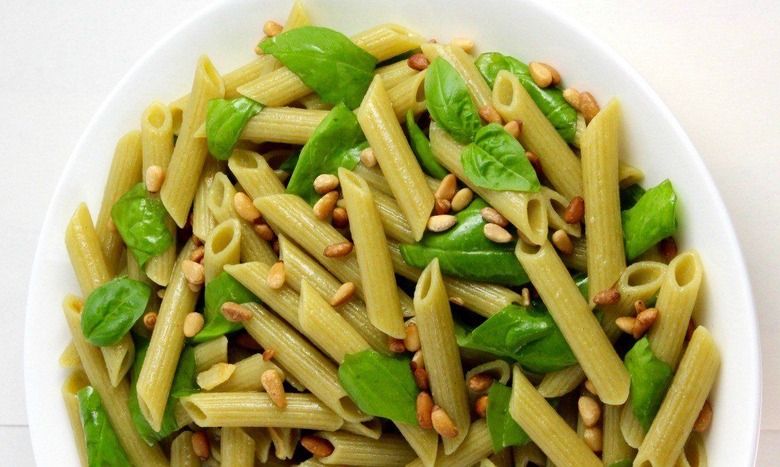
[621,180,677,260]
[338,349,419,424]
[425,56,482,144]
[260,26,377,109]
[193,272,259,343]
[462,123,540,192]
[486,382,531,451]
[111,183,174,267]
[205,97,264,160]
[278,151,300,174]
[620,184,646,211]
[624,337,674,431]
[77,386,132,466]
[285,103,367,205]
[609,461,634,467]
[81,276,151,347]
[406,110,449,179]
[474,52,530,88]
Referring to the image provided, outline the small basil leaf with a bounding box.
[111,183,174,267]
[474,52,529,88]
[81,276,151,347]
[486,382,531,451]
[425,56,482,144]
[625,338,674,431]
[260,26,377,109]
[621,180,677,260]
[205,97,264,160]
[406,110,449,179]
[620,184,646,211]
[461,123,540,192]
[285,103,367,205]
[338,349,419,424]
[193,272,259,343]
[278,151,300,174]
[77,386,133,466]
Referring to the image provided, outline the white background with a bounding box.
[3,0,778,464]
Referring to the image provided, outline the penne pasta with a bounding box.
[61,370,90,467]
[407,419,492,467]
[193,336,228,374]
[228,149,285,199]
[314,431,418,465]
[221,427,255,467]
[170,431,202,467]
[202,218,241,283]
[421,43,492,108]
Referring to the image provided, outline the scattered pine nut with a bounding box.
[435,174,458,201]
[527,151,544,178]
[191,431,211,461]
[616,317,636,335]
[182,260,205,286]
[504,120,522,139]
[313,174,340,194]
[529,62,553,88]
[263,20,283,37]
[451,188,473,212]
[235,332,262,350]
[411,350,425,371]
[633,307,659,339]
[187,282,202,293]
[157,288,166,299]
[478,105,503,124]
[427,215,458,232]
[449,296,465,306]
[435,198,452,215]
[388,338,406,353]
[480,207,508,227]
[414,367,429,390]
[192,235,203,247]
[262,347,276,361]
[552,229,574,255]
[221,302,252,323]
[584,379,598,396]
[578,396,601,427]
[583,426,603,452]
[693,400,713,432]
[143,312,158,330]
[450,37,474,53]
[468,373,494,393]
[431,405,459,438]
[331,207,349,228]
[313,190,339,220]
[329,282,356,307]
[407,53,430,71]
[189,245,205,263]
[253,223,275,241]
[634,300,647,314]
[579,92,600,123]
[521,287,531,307]
[541,63,561,86]
[563,88,581,109]
[233,192,262,223]
[416,392,434,429]
[404,322,421,352]
[267,261,286,289]
[593,287,620,306]
[145,165,165,193]
[475,395,489,418]
[484,223,513,243]
[659,237,678,262]
[261,369,286,408]
[564,196,585,224]
[183,312,204,337]
[197,362,235,390]
[360,147,377,167]
[301,435,334,458]
[254,45,263,55]
[323,241,353,258]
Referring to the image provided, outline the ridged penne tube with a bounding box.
[341,419,383,440]
[339,168,405,338]
[492,71,583,200]
[207,172,276,264]
[228,149,285,199]
[240,301,369,422]
[238,108,328,144]
[211,354,285,393]
[161,56,225,226]
[512,443,546,467]
[352,24,427,62]
[541,187,581,238]
[618,161,644,189]
[63,296,168,466]
[278,236,388,352]
[515,241,629,404]
[226,261,306,331]
[314,432,417,465]
[268,427,300,460]
[430,124,548,246]
[361,187,415,244]
[395,422,439,467]
[59,341,82,369]
[414,259,470,453]
[62,370,89,466]
[244,428,273,463]
[407,419,492,467]
[680,433,708,467]
[581,99,626,302]
[194,336,228,373]
[421,43,492,108]
[171,431,201,467]
[254,194,414,316]
[298,281,372,363]
[101,334,135,388]
[357,76,434,241]
[602,404,636,465]
[509,367,601,466]
[180,392,344,430]
[386,70,427,120]
[352,164,396,196]
[298,93,333,110]
[203,219,241,283]
[375,60,418,89]
[192,157,224,241]
[221,427,255,467]
[137,241,200,431]
[634,327,720,467]
[561,235,587,272]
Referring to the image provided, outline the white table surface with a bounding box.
[3,0,779,464]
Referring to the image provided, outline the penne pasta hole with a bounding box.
[208,175,232,212]
[516,239,541,256]
[494,73,517,108]
[143,102,170,129]
[200,57,223,93]
[207,222,240,256]
[672,252,700,287]
[525,198,547,243]
[414,76,426,104]
[385,23,418,40]
[415,265,434,301]
[338,396,363,418]
[65,295,85,313]
[625,262,666,287]
[231,150,258,169]
[180,399,207,425]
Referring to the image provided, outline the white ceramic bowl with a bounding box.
[24,0,761,465]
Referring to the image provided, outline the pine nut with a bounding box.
[450,37,474,53]
[407,53,430,71]
[261,369,286,408]
[331,207,349,228]
[360,147,377,167]
[253,223,276,241]
[197,362,235,390]
[634,300,647,314]
[541,63,561,86]
[221,302,252,322]
[468,373,494,393]
[143,312,158,330]
[564,196,585,224]
[313,190,339,220]
[449,296,465,306]
[414,367,429,390]
[329,282,356,307]
[301,435,334,457]
[479,105,503,124]
[427,215,458,232]
[187,282,202,293]
[192,234,203,246]
[593,287,620,306]
[157,288,166,299]
[235,332,262,350]
[189,245,205,263]
[416,392,434,429]
[323,241,353,258]
[504,120,522,139]
[633,307,659,339]
[484,223,513,243]
[263,20,283,37]
[583,426,603,452]
[693,400,713,432]
[254,45,263,55]
[183,312,204,337]
[578,396,601,427]
[313,174,340,194]
[191,431,211,460]
[145,165,165,193]
[388,338,406,353]
[411,350,425,371]
[563,88,581,110]
[584,379,598,396]
[659,237,678,262]
[615,317,636,335]
[432,405,459,438]
[521,287,531,307]
[182,260,205,285]
[435,174,458,201]
[262,347,275,361]
[529,62,553,88]
[475,395,489,418]
[480,207,508,227]
[527,151,544,178]
[552,229,574,255]
[435,198,452,215]
[404,322,421,352]
[267,261,286,289]
[234,192,261,223]
[579,92,600,123]
[451,188,473,212]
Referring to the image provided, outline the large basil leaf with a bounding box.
[81,276,151,347]
[205,97,264,160]
[621,180,677,260]
[486,382,530,451]
[193,272,259,343]
[338,349,419,425]
[259,26,377,109]
[77,386,132,466]
[285,103,367,205]
[111,183,174,267]
[425,56,482,144]
[625,338,674,431]
[461,123,540,192]
[406,110,448,179]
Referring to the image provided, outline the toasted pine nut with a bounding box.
[404,322,421,352]
[388,338,406,353]
[189,245,205,263]
[450,37,474,53]
[414,367,429,390]
[593,287,620,306]
[564,196,585,224]
[253,223,276,241]
[313,174,340,194]
[659,237,678,262]
[578,396,601,427]
[431,405,459,438]
[468,373,494,393]
[479,105,503,124]
[435,174,458,201]
[634,300,647,314]
[157,288,166,299]
[427,215,458,232]
[267,261,286,289]
[435,198,452,215]
[191,431,210,460]
[107,218,117,233]
[187,282,202,293]
[475,395,489,418]
[451,188,473,212]
[261,369,286,408]
[192,235,203,246]
[235,332,262,350]
[313,190,339,220]
[323,241,353,258]
[449,296,465,306]
[143,312,158,330]
[329,282,356,307]
[563,88,581,110]
[411,350,425,371]
[504,120,522,139]
[480,207,508,227]
[301,435,334,457]
[407,53,430,71]
[331,207,349,228]
[360,147,377,167]
[416,392,434,429]
[579,92,600,123]
[234,192,261,223]
[529,62,553,88]
[583,426,603,452]
[552,229,574,255]
[183,312,204,337]
[254,45,263,55]
[484,223,513,243]
[615,317,636,335]
[263,20,283,37]
[182,260,205,285]
[262,347,275,361]
[527,151,544,178]
[197,362,235,390]
[693,400,713,432]
[632,307,659,339]
[221,302,252,322]
[145,165,165,193]
[521,287,531,307]
[584,379,598,396]
[541,63,561,86]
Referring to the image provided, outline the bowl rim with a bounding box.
[24,0,762,464]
